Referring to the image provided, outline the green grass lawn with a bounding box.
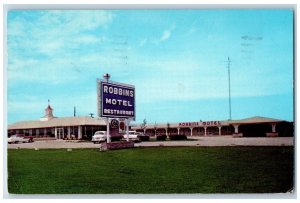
[7,146,294,194]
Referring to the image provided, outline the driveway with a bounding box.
[6,136,294,149]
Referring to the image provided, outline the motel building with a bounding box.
[7,104,107,140]
[132,117,293,137]
[8,103,293,139]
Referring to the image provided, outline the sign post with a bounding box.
[126,118,130,142]
[106,118,111,143]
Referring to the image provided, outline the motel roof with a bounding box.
[131,116,284,129]
[8,116,106,130]
[8,116,284,131]
[227,116,283,124]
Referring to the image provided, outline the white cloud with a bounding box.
[160,30,171,41]
[139,38,148,47]
[75,35,106,44]
[37,10,114,33]
[8,10,113,53]
[7,10,115,85]
[159,24,176,42]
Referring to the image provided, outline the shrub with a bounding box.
[168,134,187,140]
[138,135,150,141]
[111,136,123,142]
[156,135,167,141]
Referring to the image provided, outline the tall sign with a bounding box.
[97,79,135,120]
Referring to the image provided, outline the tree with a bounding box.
[140,118,147,134]
[154,121,157,137]
[167,122,170,136]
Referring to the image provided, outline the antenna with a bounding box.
[227,57,232,120]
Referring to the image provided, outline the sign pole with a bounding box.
[102,73,111,143]
[106,118,111,143]
[126,118,129,142]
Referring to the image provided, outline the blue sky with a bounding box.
[7,9,294,124]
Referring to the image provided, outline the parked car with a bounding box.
[92,131,107,144]
[123,131,139,141]
[8,134,33,144]
[136,132,150,141]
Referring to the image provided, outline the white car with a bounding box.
[92,131,107,144]
[123,131,139,141]
[8,134,31,144]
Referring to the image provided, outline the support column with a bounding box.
[29,129,32,136]
[44,128,47,137]
[233,124,239,134]
[232,124,243,137]
[271,123,277,133]
[165,128,168,136]
[218,126,222,136]
[35,129,39,136]
[67,127,71,139]
[266,123,278,137]
[204,127,207,136]
[78,126,82,140]
[190,127,193,136]
[55,128,57,139]
[177,128,180,135]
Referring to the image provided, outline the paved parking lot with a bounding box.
[135,136,294,147]
[7,136,294,149]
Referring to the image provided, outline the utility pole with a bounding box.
[227,57,232,120]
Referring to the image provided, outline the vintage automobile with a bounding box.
[92,131,107,144]
[123,131,150,141]
[7,134,34,144]
[92,131,124,143]
[122,131,139,141]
